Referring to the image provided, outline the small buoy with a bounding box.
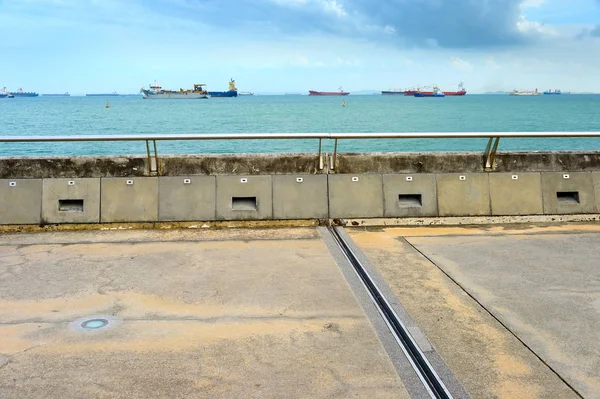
[105,101,110,109]
[342,101,346,107]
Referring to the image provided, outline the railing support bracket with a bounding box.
[484,137,500,170]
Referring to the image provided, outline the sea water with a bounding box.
[1,94,600,156]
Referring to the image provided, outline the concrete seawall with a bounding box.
[2,151,600,225]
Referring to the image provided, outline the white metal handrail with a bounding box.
[2,131,600,172]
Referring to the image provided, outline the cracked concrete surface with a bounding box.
[0,228,408,399]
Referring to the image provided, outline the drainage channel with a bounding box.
[327,225,453,399]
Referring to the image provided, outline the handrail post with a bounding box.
[318,138,323,170]
[484,137,500,170]
[153,140,159,176]
[145,140,159,176]
[331,138,338,171]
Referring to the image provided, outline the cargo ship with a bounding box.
[141,81,210,99]
[86,92,119,97]
[309,87,349,96]
[208,79,238,97]
[239,91,254,96]
[443,83,467,96]
[0,87,9,98]
[543,89,561,95]
[509,89,540,96]
[414,87,445,97]
[381,89,404,95]
[43,93,70,97]
[403,83,466,96]
[10,88,39,97]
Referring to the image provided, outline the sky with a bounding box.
[1,0,599,94]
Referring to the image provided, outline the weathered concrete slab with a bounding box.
[272,175,328,219]
[100,177,159,223]
[329,174,384,219]
[541,172,595,214]
[3,152,600,179]
[216,175,273,220]
[348,227,579,399]
[42,178,101,224]
[0,228,408,398]
[590,172,600,213]
[158,176,216,221]
[0,179,42,225]
[407,230,600,398]
[383,174,437,217]
[437,173,491,216]
[489,173,543,216]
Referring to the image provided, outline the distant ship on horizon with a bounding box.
[10,88,38,97]
[86,92,119,97]
[141,81,210,99]
[43,92,70,97]
[208,79,238,98]
[384,83,466,96]
[309,87,349,96]
[509,89,541,96]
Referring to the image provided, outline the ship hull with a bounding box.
[86,94,120,97]
[309,91,349,96]
[414,92,445,97]
[10,93,39,97]
[0,93,7,99]
[43,94,70,97]
[208,90,237,97]
[444,91,466,96]
[509,93,541,96]
[381,91,404,96]
[142,91,209,99]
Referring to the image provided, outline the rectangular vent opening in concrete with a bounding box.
[58,199,84,212]
[232,197,257,211]
[556,191,580,204]
[398,194,422,207]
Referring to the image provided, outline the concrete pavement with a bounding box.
[348,226,585,399]
[1,223,597,398]
[0,228,408,398]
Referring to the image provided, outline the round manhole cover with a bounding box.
[69,315,121,333]
[81,318,109,329]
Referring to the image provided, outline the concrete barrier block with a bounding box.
[158,176,216,221]
[489,173,543,216]
[541,172,595,214]
[383,174,437,217]
[593,172,600,213]
[329,174,383,219]
[437,173,490,216]
[216,176,272,220]
[273,175,328,219]
[42,178,101,224]
[101,177,158,223]
[0,179,42,224]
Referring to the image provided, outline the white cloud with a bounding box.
[484,56,501,70]
[450,56,473,72]
[268,0,346,17]
[520,0,547,8]
[516,15,559,35]
[321,0,346,17]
